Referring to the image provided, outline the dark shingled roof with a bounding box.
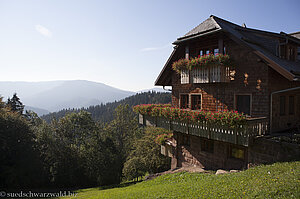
[155,15,300,86]
[180,17,221,39]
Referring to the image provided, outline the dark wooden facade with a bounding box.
[151,16,300,170]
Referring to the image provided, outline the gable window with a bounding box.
[280,96,286,116]
[235,95,251,115]
[200,139,214,153]
[199,50,203,57]
[214,48,219,55]
[289,96,295,115]
[191,94,201,110]
[180,94,189,109]
[230,146,245,160]
[181,70,189,84]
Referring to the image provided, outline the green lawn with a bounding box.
[61,161,300,199]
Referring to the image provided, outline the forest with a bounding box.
[0,92,171,190]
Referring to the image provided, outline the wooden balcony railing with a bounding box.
[139,114,268,146]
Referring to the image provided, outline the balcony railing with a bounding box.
[139,114,268,147]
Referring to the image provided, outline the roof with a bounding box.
[289,31,300,40]
[155,15,300,86]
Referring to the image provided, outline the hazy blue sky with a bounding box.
[0,0,299,91]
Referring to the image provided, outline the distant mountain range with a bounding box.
[0,80,168,116]
[0,80,135,115]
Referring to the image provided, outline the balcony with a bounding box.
[173,54,232,84]
[138,114,268,147]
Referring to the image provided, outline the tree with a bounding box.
[6,93,24,114]
[0,97,5,109]
[0,107,46,189]
[122,127,171,181]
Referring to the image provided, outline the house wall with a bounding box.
[268,67,300,132]
[173,132,248,170]
[172,37,270,118]
[171,132,300,170]
[171,36,300,132]
[248,137,300,165]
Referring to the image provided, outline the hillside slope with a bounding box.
[61,161,300,199]
[42,91,171,123]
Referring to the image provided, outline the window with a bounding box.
[230,146,245,160]
[191,94,201,110]
[236,95,251,115]
[180,94,189,109]
[199,50,203,57]
[214,48,219,55]
[200,139,214,153]
[182,134,190,146]
[206,50,210,55]
[181,70,189,84]
[279,44,286,59]
[280,96,286,116]
[289,96,295,115]
[288,47,295,61]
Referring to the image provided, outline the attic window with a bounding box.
[199,50,203,56]
[214,49,219,55]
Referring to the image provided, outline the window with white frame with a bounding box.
[191,94,201,110]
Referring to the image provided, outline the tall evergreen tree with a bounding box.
[7,93,24,114]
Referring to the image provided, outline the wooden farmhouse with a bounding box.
[138,15,300,170]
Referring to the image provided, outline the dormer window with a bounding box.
[288,46,296,61]
[279,43,297,61]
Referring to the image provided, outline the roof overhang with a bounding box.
[253,51,295,81]
[155,47,178,86]
[173,28,222,45]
